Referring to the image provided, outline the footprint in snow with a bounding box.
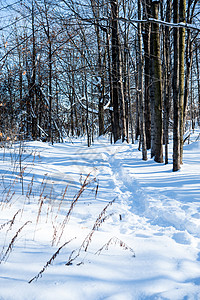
[172,231,191,245]
[192,213,200,219]
[197,252,200,261]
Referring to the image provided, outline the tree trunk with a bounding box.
[150,25,155,158]
[196,47,200,126]
[138,0,147,161]
[173,0,180,171]
[152,1,163,163]
[142,0,151,150]
[31,1,37,140]
[106,23,114,142]
[111,0,126,142]
[179,0,186,165]
[163,0,172,164]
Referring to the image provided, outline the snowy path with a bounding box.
[0,137,200,299]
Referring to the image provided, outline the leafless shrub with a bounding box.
[28,238,75,284]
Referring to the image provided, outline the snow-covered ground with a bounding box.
[0,131,200,300]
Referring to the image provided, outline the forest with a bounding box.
[0,0,199,171]
[1,1,200,299]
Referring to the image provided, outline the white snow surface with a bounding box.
[0,132,200,300]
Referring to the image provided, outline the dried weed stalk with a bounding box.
[26,174,35,202]
[56,185,68,219]
[28,238,75,284]
[46,185,54,223]
[0,219,12,231]
[38,175,48,204]
[1,176,18,208]
[8,209,21,231]
[82,199,115,252]
[95,236,135,257]
[33,175,48,230]
[56,173,96,246]
[36,196,46,225]
[50,186,68,246]
[0,220,31,263]
[0,209,21,231]
[66,199,115,266]
[51,222,58,246]
[0,209,22,258]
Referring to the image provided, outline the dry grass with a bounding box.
[0,143,134,284]
[28,238,75,284]
[95,236,135,257]
[0,209,21,231]
[55,173,96,246]
[66,198,115,266]
[0,221,31,264]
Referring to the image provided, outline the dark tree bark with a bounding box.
[31,1,37,140]
[91,0,104,136]
[151,1,163,163]
[179,0,186,165]
[173,0,180,171]
[110,0,121,142]
[142,0,151,150]
[150,22,155,158]
[110,0,127,142]
[163,0,172,164]
[183,0,198,126]
[196,46,200,126]
[138,0,147,160]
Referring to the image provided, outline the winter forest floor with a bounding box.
[0,131,200,300]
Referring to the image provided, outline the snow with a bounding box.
[0,132,200,299]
